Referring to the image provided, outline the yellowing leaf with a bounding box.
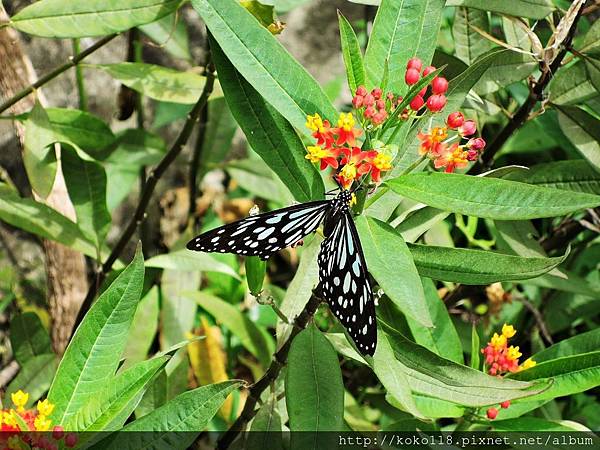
[187,317,232,420]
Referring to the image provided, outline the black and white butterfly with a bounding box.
[186,189,377,356]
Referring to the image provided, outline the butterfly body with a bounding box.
[187,190,377,356]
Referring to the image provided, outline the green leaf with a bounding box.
[549,60,599,106]
[226,158,294,205]
[276,236,321,345]
[445,0,553,19]
[381,321,549,406]
[286,323,344,447]
[47,246,145,425]
[160,269,200,349]
[325,333,366,365]
[139,12,191,61]
[187,292,274,368]
[532,329,600,363]
[135,369,167,418]
[338,12,365,93]
[505,160,600,195]
[356,216,433,327]
[192,0,336,132]
[387,172,600,220]
[453,8,492,65]
[122,286,160,369]
[9,312,52,365]
[0,184,97,257]
[211,37,324,202]
[23,101,57,198]
[372,330,425,419]
[580,17,600,57]
[364,0,445,92]
[556,105,600,173]
[408,242,566,284]
[470,324,480,370]
[70,356,169,432]
[473,51,536,96]
[247,397,283,450]
[16,108,116,158]
[510,352,600,402]
[92,381,241,449]
[11,0,182,38]
[502,16,532,52]
[5,354,57,407]
[406,278,463,364]
[198,97,237,180]
[62,146,111,253]
[145,249,240,279]
[93,63,205,104]
[245,256,266,296]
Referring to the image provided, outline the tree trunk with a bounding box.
[0,7,88,354]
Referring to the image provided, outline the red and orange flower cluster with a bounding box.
[417,111,486,173]
[305,112,392,189]
[481,324,537,420]
[481,324,536,376]
[0,390,76,450]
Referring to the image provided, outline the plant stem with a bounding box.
[72,64,216,333]
[399,154,427,176]
[217,294,323,450]
[0,34,117,114]
[72,39,87,111]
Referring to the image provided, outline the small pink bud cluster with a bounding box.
[405,58,448,113]
[352,86,390,126]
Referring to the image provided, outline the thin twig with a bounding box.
[217,294,323,450]
[72,64,216,332]
[0,34,117,114]
[516,297,554,345]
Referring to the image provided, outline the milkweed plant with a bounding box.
[0,0,599,448]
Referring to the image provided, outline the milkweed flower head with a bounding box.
[417,112,486,173]
[481,324,536,376]
[0,390,75,449]
[304,58,479,187]
[304,112,393,189]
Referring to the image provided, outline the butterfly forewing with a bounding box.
[318,209,377,356]
[186,201,330,260]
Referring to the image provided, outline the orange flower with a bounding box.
[369,152,392,182]
[481,324,534,376]
[434,143,468,173]
[306,113,334,148]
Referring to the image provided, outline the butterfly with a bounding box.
[186,188,377,356]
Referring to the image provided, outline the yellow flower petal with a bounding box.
[502,323,517,339]
[37,399,55,417]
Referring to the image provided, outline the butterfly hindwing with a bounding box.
[186,201,330,260]
[318,209,377,356]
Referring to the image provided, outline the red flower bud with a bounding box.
[356,85,367,97]
[446,111,465,129]
[364,106,376,118]
[467,149,478,161]
[459,120,477,136]
[423,65,436,77]
[363,93,375,107]
[386,92,395,102]
[52,425,65,440]
[487,408,498,420]
[371,87,383,99]
[426,94,447,112]
[406,57,423,72]
[500,400,511,409]
[418,87,427,97]
[352,95,364,108]
[376,99,386,110]
[405,68,420,85]
[65,433,78,448]
[409,95,424,111]
[467,137,486,151]
[372,111,387,125]
[432,76,448,94]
